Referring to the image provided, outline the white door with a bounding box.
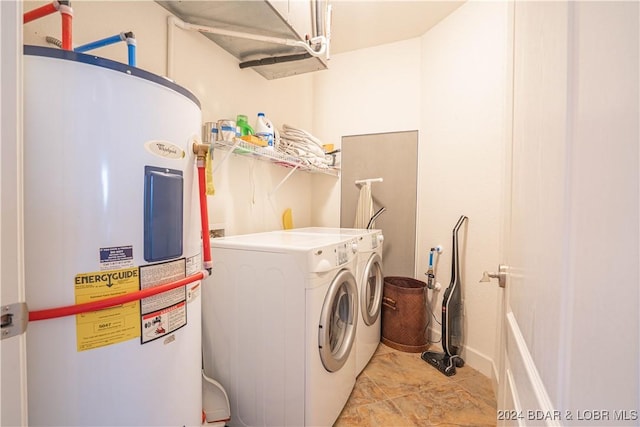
[318,269,358,372]
[360,252,383,326]
[1,1,29,425]
[498,1,639,426]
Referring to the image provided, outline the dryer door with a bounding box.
[318,269,358,372]
[361,252,383,326]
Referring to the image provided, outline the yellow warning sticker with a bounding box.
[75,267,141,352]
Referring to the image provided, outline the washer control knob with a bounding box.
[378,235,384,244]
[351,243,358,253]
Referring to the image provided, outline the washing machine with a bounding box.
[201,231,359,427]
[287,228,384,374]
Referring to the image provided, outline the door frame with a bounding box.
[1,0,29,425]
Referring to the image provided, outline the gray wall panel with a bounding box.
[341,131,418,277]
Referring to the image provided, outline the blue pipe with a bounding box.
[127,40,136,67]
[74,31,137,67]
[74,33,123,53]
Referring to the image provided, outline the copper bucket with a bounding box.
[381,276,429,352]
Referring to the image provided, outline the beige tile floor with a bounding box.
[334,343,497,427]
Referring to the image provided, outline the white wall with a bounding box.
[22,0,317,235]
[417,2,509,375]
[312,38,422,226]
[562,2,638,414]
[417,0,508,378]
[508,0,639,416]
[313,1,508,377]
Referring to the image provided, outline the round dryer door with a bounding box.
[361,252,383,326]
[318,269,358,372]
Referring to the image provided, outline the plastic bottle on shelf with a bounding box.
[255,112,274,149]
[236,114,254,136]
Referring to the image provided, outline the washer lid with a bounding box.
[211,231,358,273]
[287,227,374,236]
[211,230,353,252]
[285,227,383,252]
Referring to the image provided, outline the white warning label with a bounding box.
[139,258,187,344]
[141,301,187,344]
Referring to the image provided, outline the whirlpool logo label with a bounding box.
[144,140,185,159]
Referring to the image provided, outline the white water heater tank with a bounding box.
[23,46,203,426]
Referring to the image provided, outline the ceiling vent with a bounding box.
[156,0,330,80]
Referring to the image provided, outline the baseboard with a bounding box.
[428,326,494,378]
[463,344,494,378]
[491,358,499,398]
[504,312,560,426]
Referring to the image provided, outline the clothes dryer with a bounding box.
[202,231,359,427]
[287,228,384,374]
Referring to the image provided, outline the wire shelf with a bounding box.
[212,138,340,177]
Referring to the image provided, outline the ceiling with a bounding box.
[155,0,466,79]
[328,1,466,54]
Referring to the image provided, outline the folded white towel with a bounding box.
[354,182,373,228]
[278,124,330,168]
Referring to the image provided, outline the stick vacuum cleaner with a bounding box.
[421,215,468,376]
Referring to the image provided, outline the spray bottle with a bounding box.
[425,245,443,290]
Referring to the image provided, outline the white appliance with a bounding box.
[202,231,360,427]
[23,46,203,425]
[287,228,384,374]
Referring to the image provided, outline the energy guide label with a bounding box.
[74,267,141,352]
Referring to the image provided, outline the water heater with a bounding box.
[23,46,203,426]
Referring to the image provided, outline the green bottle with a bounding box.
[236,114,254,136]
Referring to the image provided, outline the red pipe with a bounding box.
[198,161,213,271]
[23,1,73,51]
[23,1,58,24]
[60,5,73,50]
[29,270,206,322]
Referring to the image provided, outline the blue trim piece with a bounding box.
[74,34,123,53]
[24,45,200,108]
[128,44,136,67]
[144,166,184,262]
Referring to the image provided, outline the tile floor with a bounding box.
[334,343,497,426]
